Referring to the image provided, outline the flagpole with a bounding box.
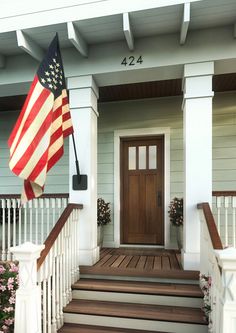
[72,133,81,183]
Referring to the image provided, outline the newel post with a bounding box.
[215,248,236,333]
[10,242,45,333]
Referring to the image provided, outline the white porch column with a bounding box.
[182,62,214,270]
[67,75,99,265]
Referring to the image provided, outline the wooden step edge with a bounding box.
[63,299,208,326]
[72,279,203,298]
[58,323,167,333]
[79,266,200,280]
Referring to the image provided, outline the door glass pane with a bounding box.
[149,145,157,169]
[139,146,146,170]
[128,147,136,170]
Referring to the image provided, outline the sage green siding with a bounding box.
[0,111,70,194]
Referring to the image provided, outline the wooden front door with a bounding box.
[120,136,164,245]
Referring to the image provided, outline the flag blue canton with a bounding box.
[37,34,66,98]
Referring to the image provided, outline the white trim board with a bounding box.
[114,127,171,248]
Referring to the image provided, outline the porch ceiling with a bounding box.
[1,72,236,111]
[0,0,235,56]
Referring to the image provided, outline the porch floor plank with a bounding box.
[80,248,199,280]
[162,256,171,270]
[111,255,126,268]
[153,256,162,270]
[127,255,140,269]
[136,256,147,269]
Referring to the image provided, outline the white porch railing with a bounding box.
[11,203,82,333]
[198,202,236,333]
[0,194,69,261]
[212,191,236,248]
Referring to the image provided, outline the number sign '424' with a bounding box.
[121,56,143,66]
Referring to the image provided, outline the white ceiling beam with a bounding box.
[0,54,5,68]
[16,30,44,62]
[180,2,190,45]
[123,12,134,51]
[234,23,236,38]
[67,22,88,58]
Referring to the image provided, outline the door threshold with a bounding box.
[119,244,165,249]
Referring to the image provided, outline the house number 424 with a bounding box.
[121,56,143,66]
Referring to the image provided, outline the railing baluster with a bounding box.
[233,197,236,248]
[55,238,60,329]
[40,198,44,244]
[59,231,64,327]
[57,198,62,220]
[216,196,222,236]
[51,245,57,333]
[23,201,27,243]
[51,198,56,229]
[224,197,229,247]
[46,198,50,235]
[47,251,52,333]
[28,200,33,242]
[34,199,39,244]
[7,199,11,260]
[12,198,17,247]
[17,199,22,246]
[1,199,6,260]
[42,258,47,333]
[62,225,67,307]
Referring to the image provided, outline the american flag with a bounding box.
[8,34,73,203]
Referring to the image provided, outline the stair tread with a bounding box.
[58,323,166,333]
[73,278,203,297]
[80,266,199,280]
[64,299,207,325]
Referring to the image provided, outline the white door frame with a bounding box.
[114,127,171,248]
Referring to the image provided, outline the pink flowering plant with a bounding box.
[199,274,212,322]
[168,197,183,227]
[0,261,18,333]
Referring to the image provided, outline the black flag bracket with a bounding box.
[72,133,88,190]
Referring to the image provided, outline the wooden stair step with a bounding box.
[58,323,167,333]
[63,299,207,325]
[73,278,203,298]
[79,266,199,280]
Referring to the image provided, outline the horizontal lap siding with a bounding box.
[0,111,70,194]
[213,92,236,191]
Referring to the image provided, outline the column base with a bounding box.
[79,246,100,265]
[181,249,200,271]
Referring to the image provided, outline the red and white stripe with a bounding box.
[8,76,73,203]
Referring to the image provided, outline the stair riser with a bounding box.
[80,274,199,285]
[73,290,203,308]
[64,313,208,333]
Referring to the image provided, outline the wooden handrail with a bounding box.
[37,203,83,270]
[197,202,223,250]
[212,191,236,197]
[0,193,69,199]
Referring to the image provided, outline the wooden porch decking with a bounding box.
[80,248,199,280]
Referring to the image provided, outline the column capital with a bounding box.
[182,61,214,104]
[67,75,99,99]
[183,61,214,78]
